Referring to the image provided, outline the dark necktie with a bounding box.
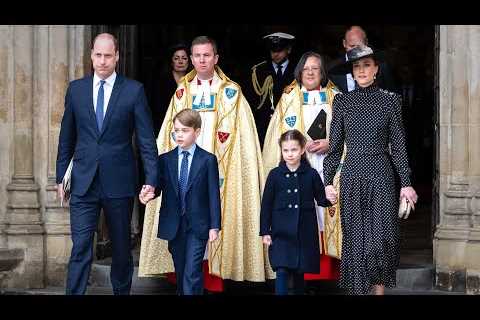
[276,63,283,78]
[178,151,190,215]
[96,80,106,131]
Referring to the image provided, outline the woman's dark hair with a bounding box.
[158,42,191,75]
[294,51,328,88]
[278,129,308,164]
[168,43,190,60]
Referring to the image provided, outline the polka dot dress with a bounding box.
[323,84,412,295]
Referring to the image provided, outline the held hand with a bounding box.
[143,185,155,194]
[308,139,329,154]
[262,235,272,246]
[139,185,155,205]
[139,192,155,205]
[209,229,219,242]
[325,185,337,204]
[305,140,316,153]
[400,186,418,211]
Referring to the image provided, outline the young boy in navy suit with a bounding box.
[140,109,221,295]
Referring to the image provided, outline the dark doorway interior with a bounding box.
[94,25,436,269]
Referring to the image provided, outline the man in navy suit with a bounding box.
[140,109,221,295]
[56,33,158,295]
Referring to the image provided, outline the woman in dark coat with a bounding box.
[323,45,418,295]
[260,129,331,295]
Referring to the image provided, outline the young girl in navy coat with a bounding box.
[260,129,331,295]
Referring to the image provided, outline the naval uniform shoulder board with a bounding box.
[251,60,268,71]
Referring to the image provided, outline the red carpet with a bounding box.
[304,232,340,280]
[167,232,340,291]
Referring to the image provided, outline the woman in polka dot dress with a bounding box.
[323,45,418,295]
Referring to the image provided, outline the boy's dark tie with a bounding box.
[178,151,190,215]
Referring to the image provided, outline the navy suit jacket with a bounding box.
[156,146,221,241]
[56,74,158,198]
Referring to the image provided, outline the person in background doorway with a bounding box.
[250,32,296,146]
[150,43,191,136]
[328,26,396,94]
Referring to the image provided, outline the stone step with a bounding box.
[1,284,462,295]
[384,287,463,295]
[0,248,23,272]
[89,261,174,294]
[0,286,174,295]
[88,247,435,293]
[396,264,434,290]
[396,249,434,290]
[89,263,434,292]
[0,248,24,288]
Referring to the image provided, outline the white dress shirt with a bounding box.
[93,71,117,116]
[272,59,289,76]
[345,53,356,92]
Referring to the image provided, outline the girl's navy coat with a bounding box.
[260,159,331,273]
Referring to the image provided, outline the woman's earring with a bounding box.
[374,74,377,80]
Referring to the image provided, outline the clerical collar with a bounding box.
[193,75,214,107]
[306,86,321,92]
[197,78,213,85]
[301,85,322,92]
[301,85,326,105]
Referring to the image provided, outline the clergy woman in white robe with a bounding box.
[262,51,343,281]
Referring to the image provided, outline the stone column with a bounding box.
[5,25,44,288]
[41,25,71,287]
[465,25,480,295]
[42,25,91,286]
[435,25,480,294]
[0,26,14,250]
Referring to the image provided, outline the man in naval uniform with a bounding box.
[250,32,296,146]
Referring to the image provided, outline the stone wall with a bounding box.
[0,25,91,288]
[435,25,480,294]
